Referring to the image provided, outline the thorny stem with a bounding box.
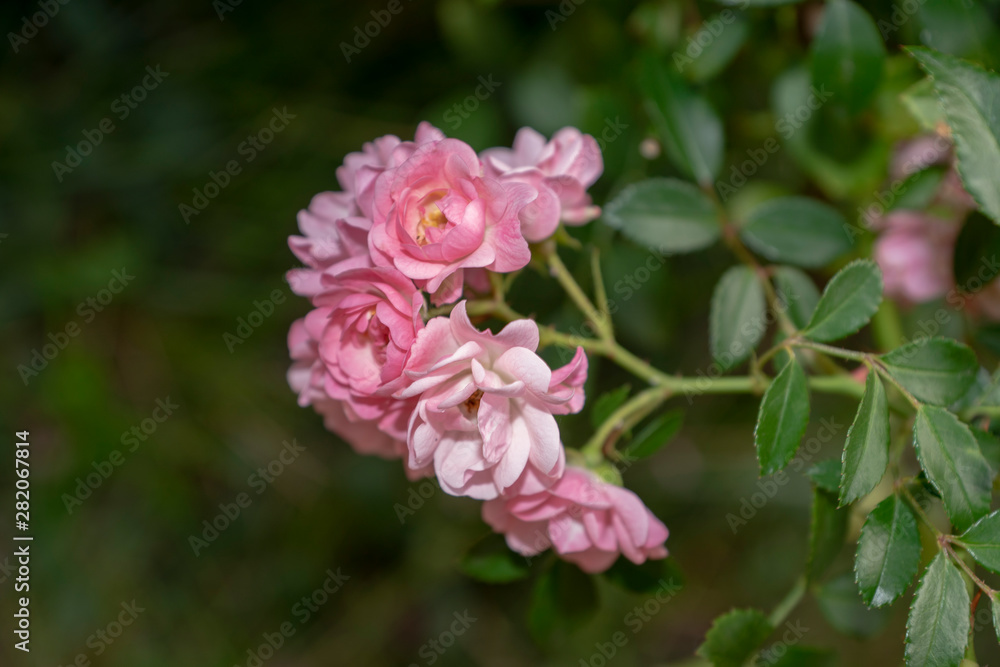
[944,537,997,599]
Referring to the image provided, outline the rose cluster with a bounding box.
[285,123,668,572]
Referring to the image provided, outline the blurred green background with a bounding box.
[4,0,1000,665]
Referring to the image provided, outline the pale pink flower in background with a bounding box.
[370,139,534,304]
[481,127,603,241]
[287,317,419,469]
[392,302,587,500]
[888,135,950,182]
[482,466,669,573]
[873,211,960,304]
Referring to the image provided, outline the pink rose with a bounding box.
[873,211,959,304]
[287,316,416,465]
[309,267,424,425]
[287,192,372,298]
[481,127,603,241]
[369,138,534,305]
[482,466,669,573]
[337,122,445,218]
[288,124,447,298]
[286,267,429,470]
[392,301,587,500]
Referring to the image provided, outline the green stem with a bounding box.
[768,575,807,627]
[901,487,942,537]
[944,538,996,598]
[873,362,922,410]
[591,247,611,331]
[546,249,613,341]
[791,339,869,363]
[960,405,1000,421]
[582,385,669,464]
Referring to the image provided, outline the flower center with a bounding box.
[462,389,484,416]
[415,192,449,246]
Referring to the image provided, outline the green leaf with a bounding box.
[755,359,810,475]
[855,494,922,607]
[910,47,1000,226]
[624,410,684,460]
[905,552,971,667]
[916,0,1000,70]
[806,458,841,495]
[801,260,883,342]
[527,560,598,643]
[603,558,684,595]
[914,405,992,532]
[879,338,978,406]
[957,510,1000,573]
[839,371,889,505]
[759,646,836,667]
[809,0,885,114]
[993,596,1000,646]
[460,533,530,583]
[902,78,947,132]
[592,384,631,429]
[696,608,773,667]
[807,487,848,581]
[741,197,852,268]
[639,52,724,187]
[710,266,767,369]
[682,13,749,84]
[890,167,947,212]
[953,210,1000,288]
[772,266,820,330]
[603,178,720,254]
[816,573,892,639]
[971,426,1000,477]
